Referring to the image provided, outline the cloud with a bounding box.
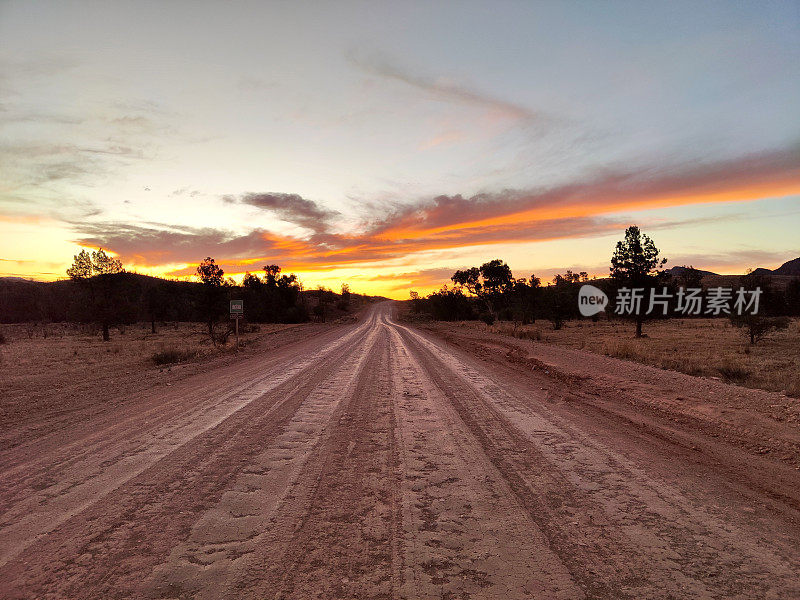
[64,144,800,283]
[171,187,203,197]
[72,223,275,267]
[369,144,800,238]
[235,192,340,233]
[349,52,547,125]
[68,212,624,275]
[365,267,465,293]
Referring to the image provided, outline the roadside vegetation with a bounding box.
[0,251,378,344]
[405,225,800,396]
[450,317,800,397]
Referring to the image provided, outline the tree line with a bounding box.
[410,226,800,341]
[0,250,365,341]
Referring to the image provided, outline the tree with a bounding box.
[452,259,514,319]
[263,264,281,287]
[313,286,334,322]
[610,226,667,337]
[731,314,790,345]
[144,282,169,334]
[242,272,262,290]
[196,257,225,339]
[426,285,475,321]
[409,290,425,314]
[509,274,541,326]
[451,267,481,296]
[197,257,224,287]
[67,248,123,280]
[66,248,125,341]
[541,272,580,330]
[338,283,351,311]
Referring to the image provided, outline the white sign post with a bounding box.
[230,300,243,351]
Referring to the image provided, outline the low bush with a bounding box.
[510,327,542,341]
[0,331,6,344]
[152,348,197,366]
[716,360,751,383]
[660,356,705,377]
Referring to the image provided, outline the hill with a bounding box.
[666,257,800,289]
[773,257,800,277]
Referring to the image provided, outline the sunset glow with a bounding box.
[1,1,798,297]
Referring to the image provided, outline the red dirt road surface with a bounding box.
[1,303,799,599]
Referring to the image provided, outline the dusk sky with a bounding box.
[1,0,798,298]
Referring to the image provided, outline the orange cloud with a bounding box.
[377,146,800,240]
[65,145,798,289]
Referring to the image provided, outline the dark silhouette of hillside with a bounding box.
[0,272,379,326]
[773,257,800,276]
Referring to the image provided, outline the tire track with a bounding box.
[386,324,582,599]
[232,320,402,599]
[142,317,386,599]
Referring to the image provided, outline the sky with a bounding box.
[1,0,798,298]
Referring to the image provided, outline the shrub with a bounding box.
[731,314,791,345]
[660,356,705,377]
[716,360,751,383]
[479,313,495,326]
[152,348,197,366]
[0,331,6,345]
[514,328,542,341]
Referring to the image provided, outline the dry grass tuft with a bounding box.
[491,323,543,341]
[152,347,198,366]
[601,339,638,360]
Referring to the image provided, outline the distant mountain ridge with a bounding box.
[772,257,800,276]
[665,266,717,278]
[666,256,800,279]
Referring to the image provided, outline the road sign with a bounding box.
[230,300,243,352]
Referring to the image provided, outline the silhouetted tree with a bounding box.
[610,226,667,337]
[66,248,125,341]
[426,285,474,321]
[313,286,335,322]
[452,259,514,319]
[509,275,541,325]
[196,257,225,340]
[409,290,425,314]
[540,272,581,330]
[263,264,281,287]
[786,277,800,316]
[144,282,169,334]
[338,283,351,311]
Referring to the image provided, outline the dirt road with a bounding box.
[1,303,798,599]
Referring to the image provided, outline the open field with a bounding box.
[0,319,354,451]
[0,302,798,598]
[447,317,800,398]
